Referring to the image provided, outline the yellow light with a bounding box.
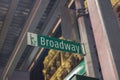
[111,0,120,6]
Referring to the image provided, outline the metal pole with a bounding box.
[87,0,120,80]
[75,0,102,79]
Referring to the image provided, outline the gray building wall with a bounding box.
[0,69,29,80]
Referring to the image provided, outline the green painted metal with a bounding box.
[64,60,85,80]
[70,75,99,80]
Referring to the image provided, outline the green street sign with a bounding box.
[70,75,99,80]
[64,60,85,80]
[27,32,82,54]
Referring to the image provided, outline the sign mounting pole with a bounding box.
[87,0,120,80]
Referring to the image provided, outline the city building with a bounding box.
[0,0,120,80]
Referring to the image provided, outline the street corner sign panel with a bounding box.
[27,32,38,46]
[27,32,83,54]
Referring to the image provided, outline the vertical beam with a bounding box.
[75,0,102,79]
[87,0,120,80]
[61,6,80,41]
[0,0,19,51]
